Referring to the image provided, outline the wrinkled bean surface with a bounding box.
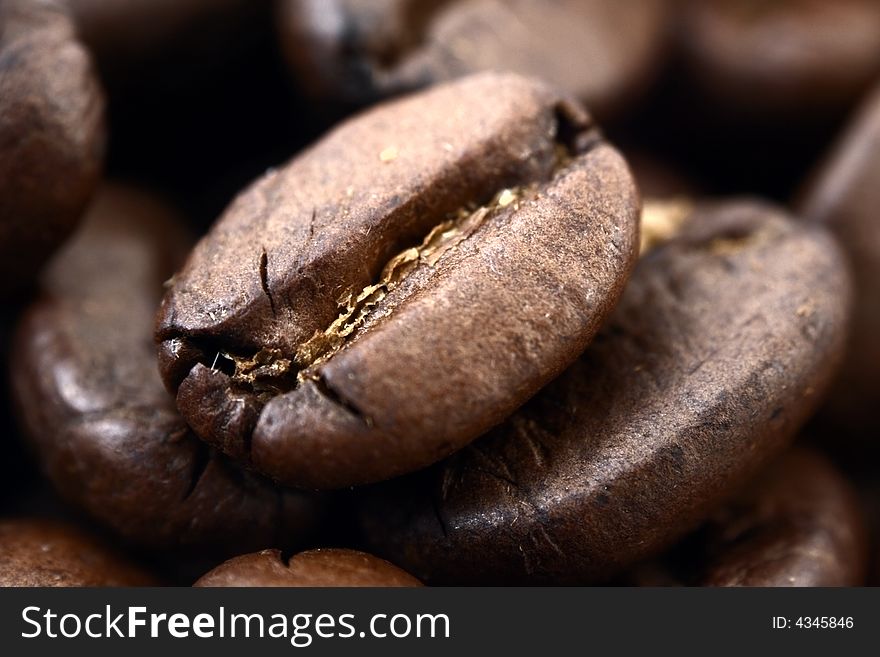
[359,200,851,584]
[156,73,639,489]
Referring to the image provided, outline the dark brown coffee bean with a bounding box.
[194,548,422,587]
[0,0,104,299]
[622,448,867,587]
[358,200,851,584]
[679,0,880,116]
[156,73,640,489]
[800,84,880,440]
[278,0,669,118]
[700,448,867,587]
[10,184,322,555]
[0,518,156,587]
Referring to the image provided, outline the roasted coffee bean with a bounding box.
[195,548,422,587]
[625,448,867,587]
[358,200,851,584]
[0,518,155,587]
[156,73,640,489]
[800,84,880,440]
[11,185,321,555]
[278,0,669,118]
[700,448,867,587]
[0,0,104,299]
[276,0,444,103]
[679,0,880,116]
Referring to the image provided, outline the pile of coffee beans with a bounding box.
[1,0,878,587]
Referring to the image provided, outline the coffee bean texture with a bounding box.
[156,73,640,489]
[11,185,321,555]
[0,518,155,587]
[700,448,867,587]
[359,200,851,584]
[623,448,867,587]
[195,548,421,587]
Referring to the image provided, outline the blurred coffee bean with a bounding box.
[0,0,104,299]
[195,549,422,587]
[277,0,444,104]
[679,0,880,117]
[800,84,880,442]
[625,448,867,586]
[700,448,867,586]
[278,0,670,119]
[0,518,156,587]
[657,449,868,587]
[10,184,322,556]
[359,200,851,584]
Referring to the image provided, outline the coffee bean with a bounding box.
[10,184,322,555]
[276,0,445,104]
[623,448,867,587]
[195,548,422,587]
[679,0,880,116]
[800,84,880,440]
[0,518,156,587]
[358,200,851,584]
[156,73,640,489]
[278,0,670,118]
[0,0,104,299]
[700,448,867,587]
